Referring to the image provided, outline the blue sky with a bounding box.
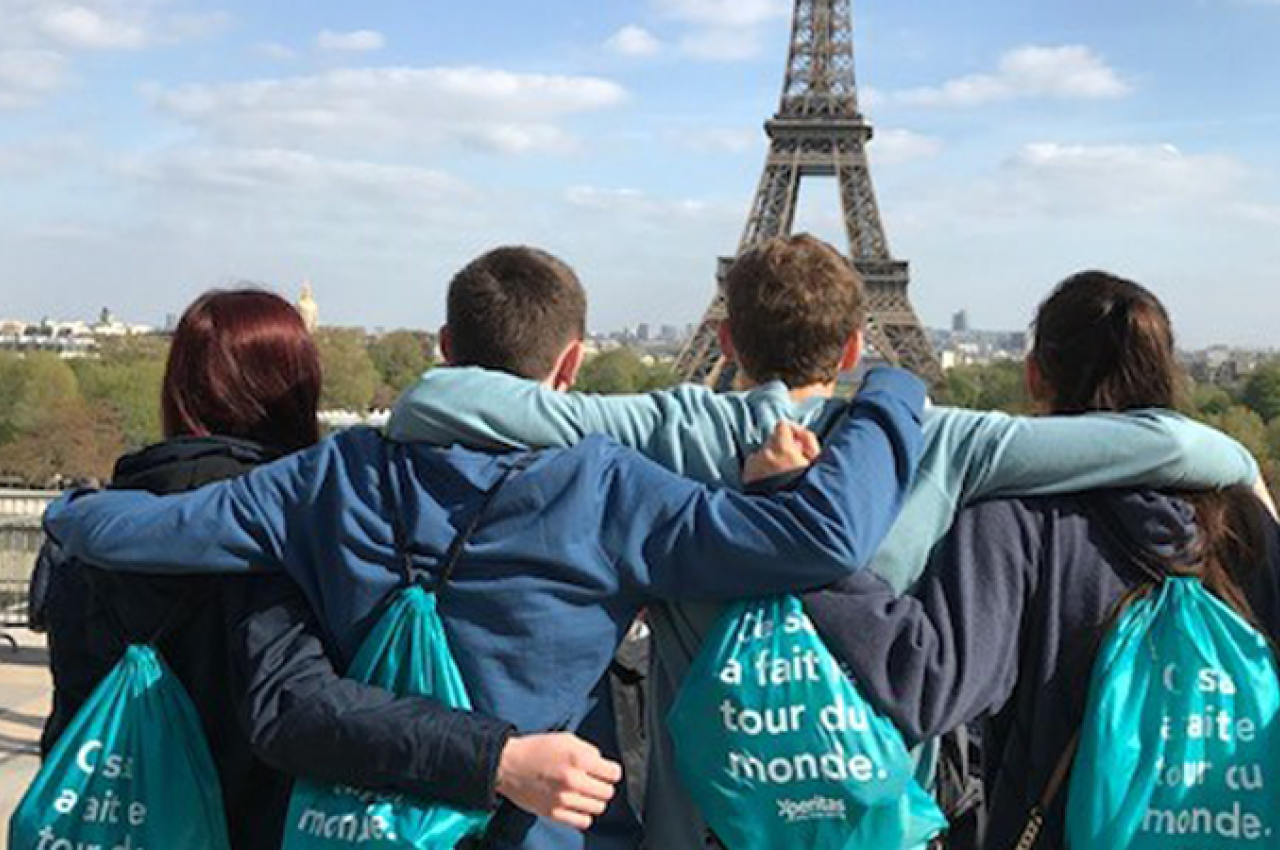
[2,0,1279,347]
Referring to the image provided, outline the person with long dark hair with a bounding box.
[41,289,621,848]
[798,271,1280,849]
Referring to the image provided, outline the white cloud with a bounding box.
[996,142,1246,216]
[153,67,628,155]
[34,5,148,50]
[654,0,789,61]
[0,49,70,108]
[118,147,468,208]
[0,135,84,174]
[316,29,385,53]
[894,45,1131,108]
[870,129,943,165]
[564,185,717,220]
[0,1,223,108]
[606,25,661,58]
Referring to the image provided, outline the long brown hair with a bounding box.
[1032,271,1267,622]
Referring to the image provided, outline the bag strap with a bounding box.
[90,567,214,655]
[379,437,533,593]
[1011,731,1080,850]
[1013,496,1168,849]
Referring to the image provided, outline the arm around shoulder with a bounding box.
[969,408,1259,501]
[804,499,1032,743]
[611,368,926,601]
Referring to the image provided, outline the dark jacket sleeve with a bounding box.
[226,575,515,811]
[28,538,61,633]
[803,499,1035,745]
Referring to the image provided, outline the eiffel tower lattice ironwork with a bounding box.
[676,0,942,387]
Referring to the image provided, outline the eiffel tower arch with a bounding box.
[676,0,942,387]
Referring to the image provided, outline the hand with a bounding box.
[495,733,623,831]
[743,420,821,485]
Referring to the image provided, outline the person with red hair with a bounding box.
[40,289,620,849]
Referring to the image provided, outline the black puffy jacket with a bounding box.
[44,436,513,849]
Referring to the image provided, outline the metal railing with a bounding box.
[0,489,58,520]
[0,517,43,647]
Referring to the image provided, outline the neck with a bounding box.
[739,372,836,402]
[787,382,837,402]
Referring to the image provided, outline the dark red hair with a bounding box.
[162,289,321,452]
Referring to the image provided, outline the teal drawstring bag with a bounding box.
[669,595,947,850]
[1064,577,1280,849]
[282,445,527,850]
[9,642,231,850]
[281,586,489,849]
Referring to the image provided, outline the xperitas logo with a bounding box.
[777,796,848,823]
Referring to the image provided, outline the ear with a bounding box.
[717,321,738,364]
[439,325,454,366]
[838,329,865,373]
[1025,355,1050,410]
[550,339,585,391]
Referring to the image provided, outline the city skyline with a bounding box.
[3,0,1280,348]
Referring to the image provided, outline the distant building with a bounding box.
[636,323,651,342]
[297,283,320,333]
[1181,346,1273,386]
[0,307,155,357]
[91,308,153,337]
[929,323,1028,368]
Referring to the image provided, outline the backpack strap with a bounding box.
[1011,731,1080,850]
[1013,495,1171,849]
[379,437,533,593]
[88,567,214,656]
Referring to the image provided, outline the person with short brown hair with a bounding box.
[387,242,1259,850]
[723,234,866,388]
[445,246,588,386]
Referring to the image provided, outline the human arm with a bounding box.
[387,367,771,481]
[229,576,620,826]
[802,500,1032,744]
[961,408,1259,501]
[605,368,925,601]
[42,433,361,577]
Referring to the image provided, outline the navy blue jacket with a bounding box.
[45,367,925,850]
[43,437,513,849]
[806,490,1280,850]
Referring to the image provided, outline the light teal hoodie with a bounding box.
[386,367,1258,850]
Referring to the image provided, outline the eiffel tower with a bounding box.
[676,0,941,387]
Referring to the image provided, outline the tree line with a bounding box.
[13,338,1273,492]
[936,359,1280,494]
[0,334,676,487]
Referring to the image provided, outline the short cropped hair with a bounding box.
[724,234,866,387]
[446,246,587,380]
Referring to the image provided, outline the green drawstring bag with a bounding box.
[282,445,526,849]
[1064,578,1280,849]
[9,643,231,850]
[669,595,947,850]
